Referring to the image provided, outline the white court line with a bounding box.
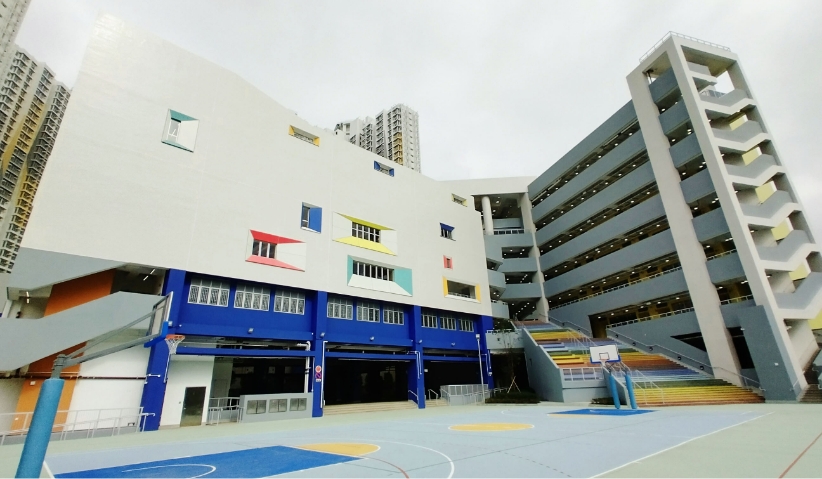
[43,460,54,479]
[121,464,217,478]
[375,440,455,479]
[591,412,773,478]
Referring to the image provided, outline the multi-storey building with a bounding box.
[459,33,821,401]
[335,104,421,172]
[0,0,29,71]
[0,16,490,429]
[0,19,819,434]
[0,48,69,273]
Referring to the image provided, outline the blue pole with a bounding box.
[625,374,638,410]
[607,374,621,409]
[16,378,64,478]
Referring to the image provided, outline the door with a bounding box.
[180,386,206,427]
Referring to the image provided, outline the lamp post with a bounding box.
[475,333,484,391]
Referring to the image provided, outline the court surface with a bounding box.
[33,403,814,478]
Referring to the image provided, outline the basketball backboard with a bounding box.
[589,344,620,364]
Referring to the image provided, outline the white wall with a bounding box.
[22,15,492,317]
[160,355,214,427]
[68,379,144,412]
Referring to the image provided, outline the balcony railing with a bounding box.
[553,265,683,309]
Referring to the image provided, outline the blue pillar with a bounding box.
[139,269,185,431]
[311,291,328,417]
[607,374,621,410]
[16,378,64,478]
[407,306,425,408]
[625,374,638,410]
[479,315,495,389]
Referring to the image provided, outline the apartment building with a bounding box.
[0,48,69,273]
[335,104,421,172]
[0,0,29,71]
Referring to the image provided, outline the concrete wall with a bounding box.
[160,355,214,427]
[521,330,563,402]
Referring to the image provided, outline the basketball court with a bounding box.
[36,403,781,478]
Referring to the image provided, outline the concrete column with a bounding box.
[481,196,494,235]
[627,43,742,386]
[408,305,425,408]
[311,291,328,417]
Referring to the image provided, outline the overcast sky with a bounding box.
[15,0,822,238]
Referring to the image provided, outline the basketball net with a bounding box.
[163,334,185,383]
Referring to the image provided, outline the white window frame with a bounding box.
[440,228,453,240]
[352,222,381,243]
[441,315,457,330]
[327,296,353,320]
[352,260,394,282]
[301,205,311,229]
[383,306,404,325]
[357,300,380,322]
[167,118,180,141]
[459,318,474,332]
[188,278,230,307]
[273,289,305,315]
[252,239,275,259]
[422,312,438,329]
[234,284,270,311]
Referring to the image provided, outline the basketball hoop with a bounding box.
[165,334,185,355]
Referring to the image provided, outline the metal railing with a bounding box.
[700,89,727,99]
[562,367,603,381]
[553,266,683,309]
[640,32,731,63]
[608,363,666,405]
[408,390,419,404]
[607,329,762,391]
[426,389,440,400]
[606,307,695,329]
[720,294,754,305]
[206,406,244,425]
[0,407,149,446]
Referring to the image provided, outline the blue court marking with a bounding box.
[54,445,358,478]
[552,408,655,416]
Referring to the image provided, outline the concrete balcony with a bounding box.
[706,251,746,284]
[693,207,730,243]
[700,89,756,120]
[488,269,507,291]
[681,168,716,204]
[659,100,690,136]
[490,300,511,320]
[649,68,679,104]
[669,133,702,169]
[741,190,800,229]
[485,232,535,250]
[726,154,783,189]
[501,282,543,301]
[758,230,819,273]
[498,256,539,274]
[712,121,771,154]
[775,272,822,320]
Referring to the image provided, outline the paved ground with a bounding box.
[0,402,819,477]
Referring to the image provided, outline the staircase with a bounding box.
[799,365,822,403]
[426,398,448,408]
[527,326,764,406]
[322,400,418,416]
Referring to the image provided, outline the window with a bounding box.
[246,400,267,414]
[446,280,476,299]
[444,256,453,269]
[162,110,199,152]
[327,296,353,320]
[269,398,287,413]
[352,222,380,243]
[289,125,319,146]
[441,315,457,330]
[252,239,275,259]
[301,203,322,232]
[422,312,438,328]
[452,194,467,206]
[188,278,230,307]
[234,284,270,311]
[459,319,474,332]
[353,260,394,281]
[274,290,305,315]
[440,223,454,240]
[384,306,404,325]
[357,301,380,322]
[374,161,394,176]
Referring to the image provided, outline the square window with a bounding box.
[301,203,322,232]
[274,290,305,315]
[162,110,198,152]
[440,223,454,240]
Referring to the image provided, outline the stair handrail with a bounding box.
[547,315,594,338]
[612,362,665,405]
[408,390,418,404]
[426,389,440,400]
[607,329,762,391]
